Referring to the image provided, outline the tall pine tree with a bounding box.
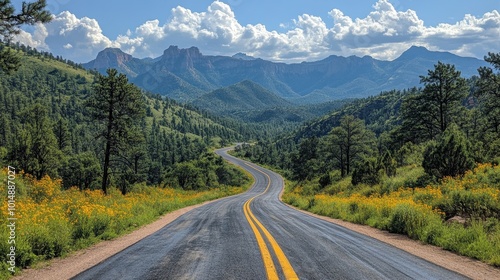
[86,69,145,194]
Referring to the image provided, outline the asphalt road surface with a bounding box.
[73,147,468,280]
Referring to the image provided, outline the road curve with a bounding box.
[73,147,468,280]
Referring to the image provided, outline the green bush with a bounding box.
[437,190,499,219]
[423,125,475,179]
[351,157,382,186]
[388,203,429,239]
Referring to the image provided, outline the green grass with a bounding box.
[282,163,500,267]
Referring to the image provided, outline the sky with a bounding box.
[14,0,500,63]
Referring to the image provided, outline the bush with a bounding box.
[423,125,475,179]
[352,157,382,186]
[437,189,500,219]
[388,203,430,239]
[319,173,332,188]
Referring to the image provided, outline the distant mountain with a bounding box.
[232,53,256,60]
[84,45,489,104]
[191,80,292,113]
[83,48,146,78]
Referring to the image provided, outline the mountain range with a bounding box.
[83,46,489,104]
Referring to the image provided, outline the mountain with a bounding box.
[82,48,146,78]
[191,80,306,122]
[84,46,489,104]
[232,53,256,60]
[192,80,292,113]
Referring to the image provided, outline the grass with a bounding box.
[283,163,500,267]
[0,167,251,279]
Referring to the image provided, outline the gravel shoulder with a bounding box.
[13,181,500,280]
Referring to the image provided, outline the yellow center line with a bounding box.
[243,163,299,280]
[244,199,279,280]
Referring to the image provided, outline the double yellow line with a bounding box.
[243,163,298,280]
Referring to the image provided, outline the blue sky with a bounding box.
[15,0,500,62]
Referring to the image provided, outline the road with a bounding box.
[73,147,468,280]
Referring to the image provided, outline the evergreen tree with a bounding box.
[401,62,468,142]
[423,124,474,179]
[54,117,70,151]
[9,104,61,179]
[351,157,381,186]
[86,69,145,194]
[0,0,51,72]
[61,152,101,190]
[326,115,376,177]
[476,52,500,134]
[291,137,319,181]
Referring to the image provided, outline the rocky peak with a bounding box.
[92,48,133,69]
[232,52,256,60]
[161,46,205,70]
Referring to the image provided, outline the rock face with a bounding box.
[94,48,132,68]
[84,46,489,103]
[83,48,145,78]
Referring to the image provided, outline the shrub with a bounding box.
[352,157,382,186]
[388,203,430,239]
[423,125,475,179]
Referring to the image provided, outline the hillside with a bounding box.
[84,45,489,104]
[0,46,249,187]
[291,88,416,140]
[191,80,292,113]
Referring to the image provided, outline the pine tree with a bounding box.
[10,104,61,179]
[423,124,474,179]
[86,69,145,194]
[476,52,500,134]
[0,0,51,72]
[401,62,468,142]
[327,115,376,177]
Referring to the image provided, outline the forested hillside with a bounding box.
[0,44,251,192]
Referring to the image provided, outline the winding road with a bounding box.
[73,147,467,280]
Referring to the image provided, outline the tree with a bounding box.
[167,162,204,190]
[291,137,320,181]
[8,104,61,179]
[0,0,51,72]
[54,117,70,151]
[351,157,381,186]
[61,152,101,190]
[401,62,469,142]
[327,115,376,177]
[86,69,145,194]
[422,124,474,179]
[476,52,500,134]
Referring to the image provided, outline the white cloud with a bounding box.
[16,11,117,62]
[15,0,500,63]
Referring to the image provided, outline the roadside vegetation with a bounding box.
[0,162,250,278]
[233,52,500,267]
[283,162,500,266]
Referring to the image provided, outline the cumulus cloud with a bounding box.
[15,0,500,63]
[16,11,117,61]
